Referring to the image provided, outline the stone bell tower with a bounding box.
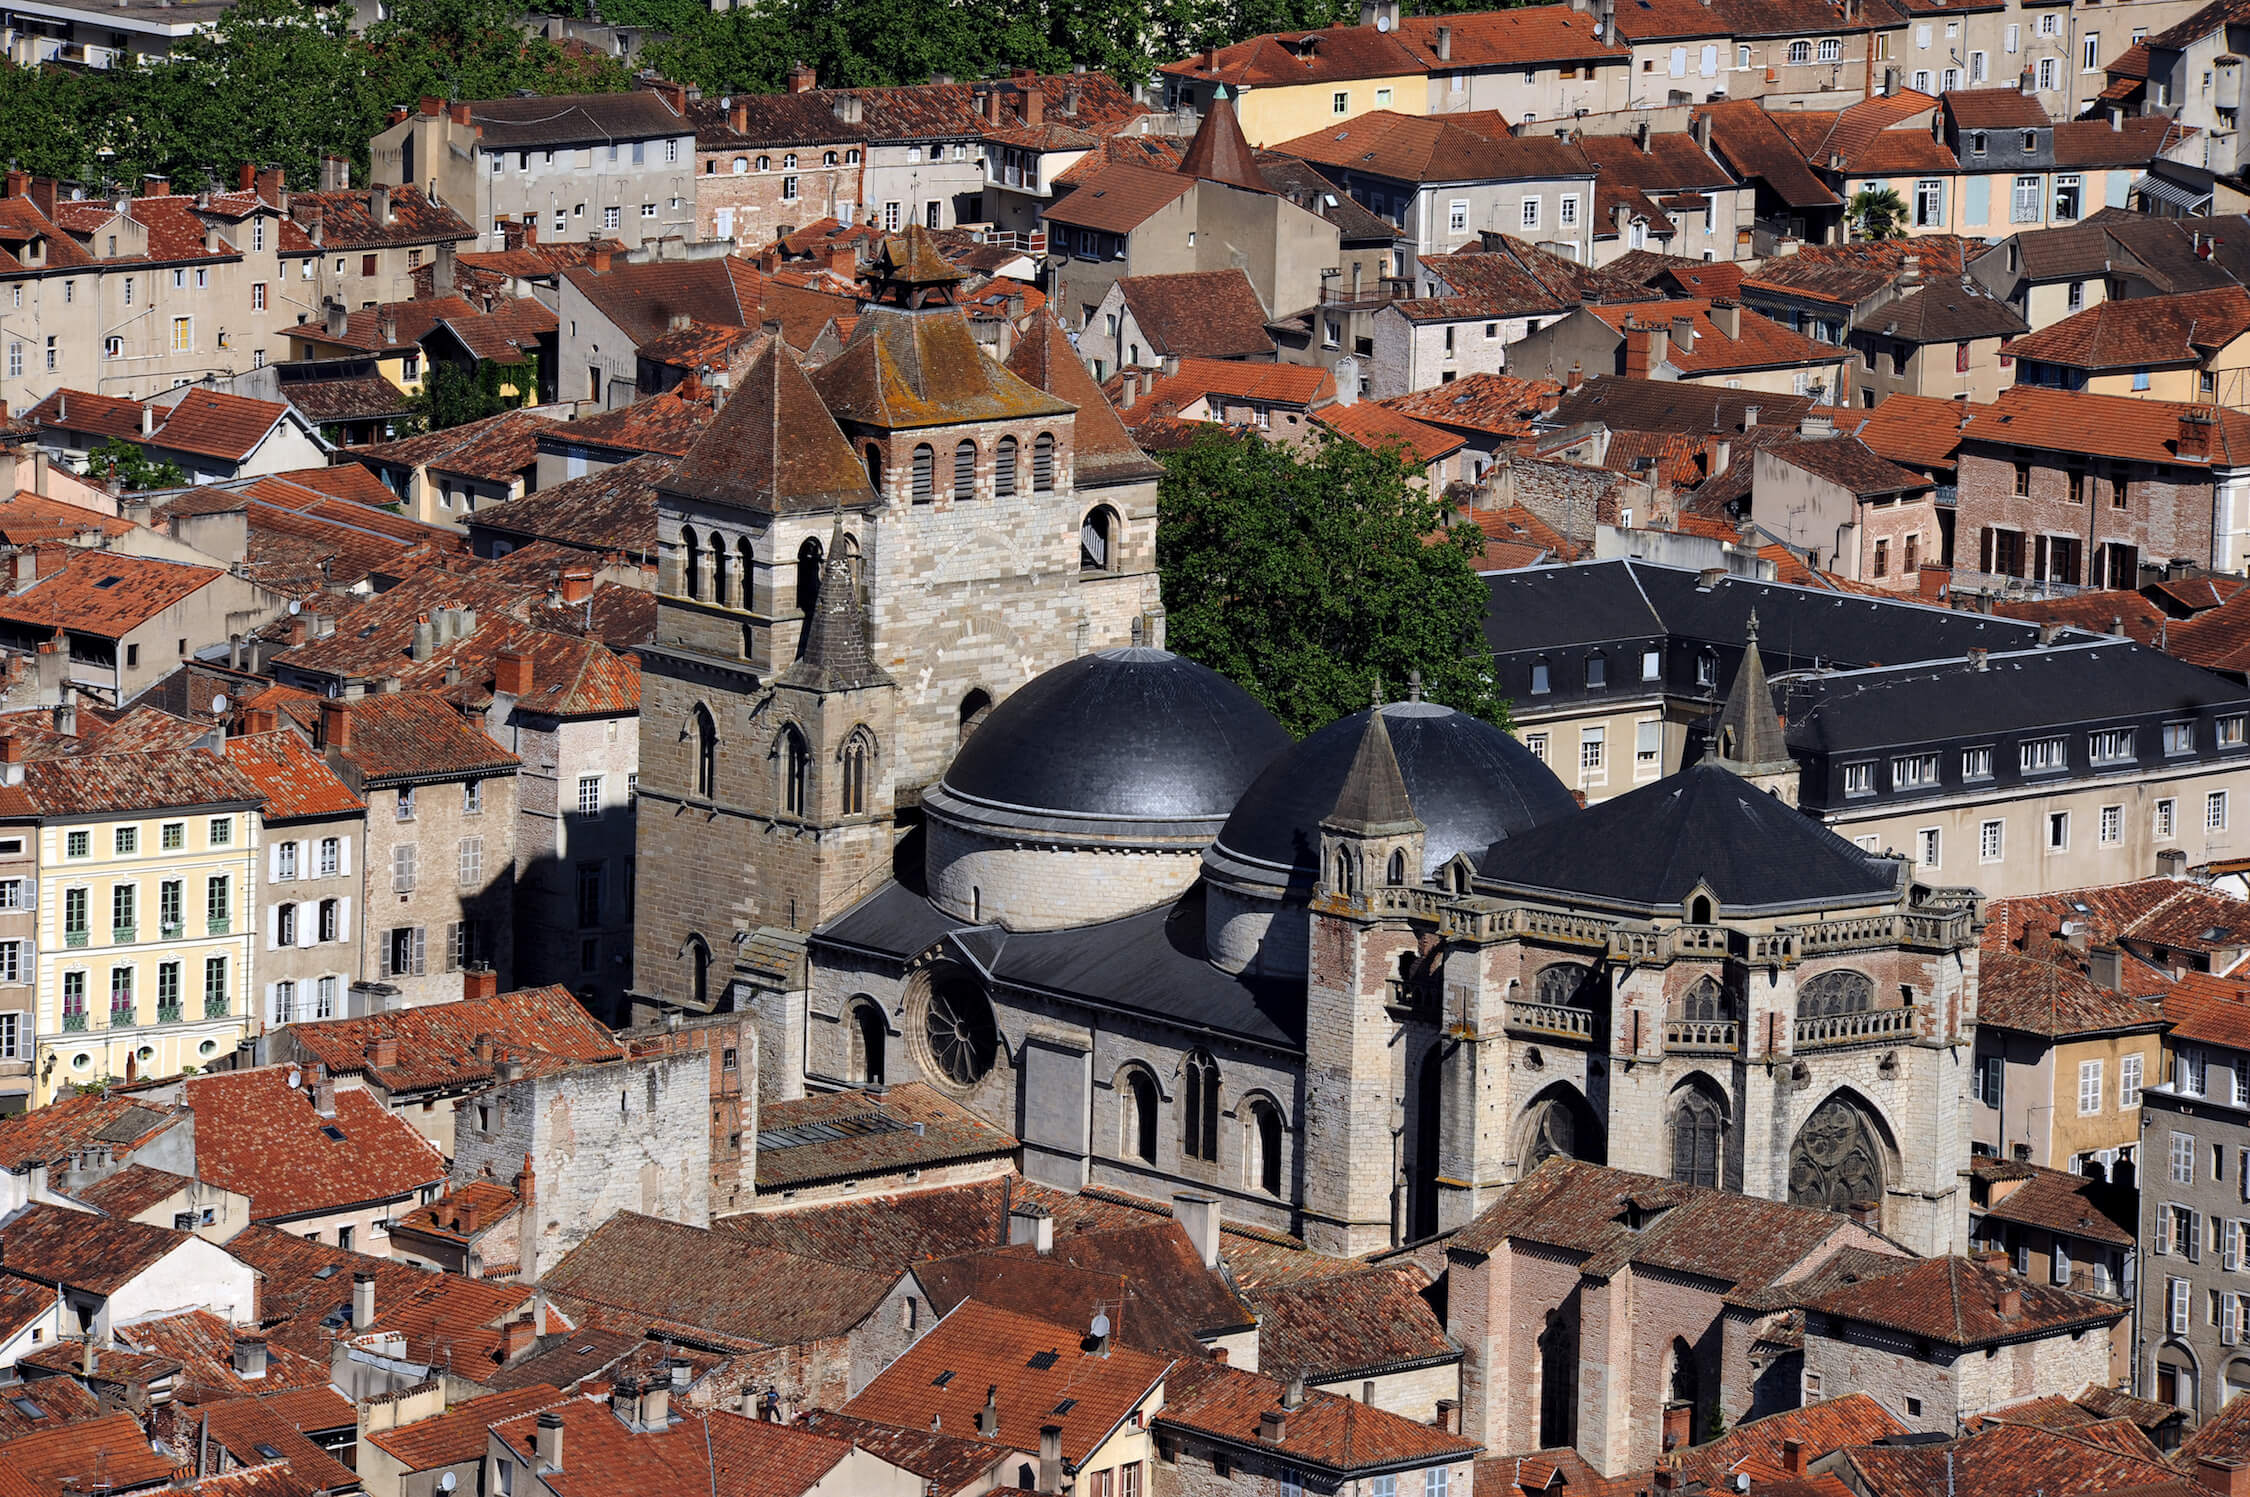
[1301,705,1426,1257]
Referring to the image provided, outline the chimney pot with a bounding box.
[535,1409,564,1470]
[318,698,351,752]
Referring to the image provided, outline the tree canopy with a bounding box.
[84,437,187,491]
[1156,428,1506,738]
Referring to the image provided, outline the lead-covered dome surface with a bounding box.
[938,648,1290,826]
[1211,700,1578,884]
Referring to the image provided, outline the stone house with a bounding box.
[1156,13,1430,146]
[0,1203,255,1344]
[223,726,365,1030]
[1693,433,1938,586]
[312,691,520,1008]
[24,387,328,483]
[1796,1251,2124,1433]
[688,91,865,247]
[1364,299,1519,399]
[2007,284,2250,405]
[1596,0,1890,109]
[1971,948,2165,1174]
[1967,1157,2137,1383]
[0,798,35,1110]
[348,408,554,529]
[1087,269,1278,373]
[1243,1264,1461,1420]
[1576,123,1753,266]
[0,545,284,705]
[1443,1157,1901,1478]
[286,166,478,313]
[369,94,697,253]
[1969,212,2239,337]
[1509,298,1850,400]
[1155,1360,1480,1497]
[358,1384,566,1497]
[1951,385,2250,590]
[554,251,764,410]
[1843,274,2029,408]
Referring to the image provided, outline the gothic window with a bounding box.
[1332,849,1359,896]
[1522,1096,1581,1169]
[796,537,824,616]
[1122,1067,1158,1163]
[1680,975,1733,1021]
[1690,894,1714,924]
[1535,962,1596,1008]
[681,526,702,600]
[954,439,977,497]
[1080,506,1117,572]
[780,726,811,817]
[960,690,993,745]
[1670,1085,1725,1188]
[686,934,711,1008]
[847,998,885,1084]
[996,436,1019,496]
[1032,432,1056,492]
[1538,1309,1577,1449]
[911,444,935,502]
[1245,1096,1283,1194]
[865,444,884,493]
[1789,1093,1887,1214]
[693,705,717,799]
[1387,849,1407,884]
[1183,1050,1221,1162]
[738,536,756,609]
[840,731,871,816]
[1668,1339,1701,1430]
[711,537,731,608]
[1799,970,1874,1017]
[922,969,996,1086]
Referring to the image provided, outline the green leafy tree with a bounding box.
[1157,428,1505,737]
[84,437,187,491]
[1847,186,1908,241]
[409,355,537,432]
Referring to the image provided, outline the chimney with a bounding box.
[533,1410,564,1470]
[311,1071,336,1117]
[1,169,23,200]
[1709,299,1740,339]
[2020,66,2036,96]
[318,699,351,752]
[51,690,74,740]
[370,183,392,225]
[352,1272,376,1328]
[977,1386,999,1438]
[1282,1375,1305,1410]
[559,567,594,604]
[1173,1192,1221,1268]
[367,1034,399,1069]
[450,101,471,127]
[1670,314,1695,354]
[1024,86,1044,128]
[590,246,613,273]
[787,61,816,93]
[641,1381,670,1427]
[458,1199,483,1235]
[494,649,534,696]
[231,1335,268,1380]
[1635,119,1651,151]
[140,404,155,438]
[2182,409,2216,461]
[1998,1285,2022,1321]
[10,551,33,589]
[1566,360,1583,391]
[1743,404,1759,428]
[2197,1458,2250,1497]
[1781,1439,1806,1475]
[502,1317,537,1360]
[464,966,499,1002]
[1623,320,1669,378]
[2090,945,2124,989]
[1039,1426,1063,1491]
[1260,1408,1288,1444]
[1008,1203,1054,1254]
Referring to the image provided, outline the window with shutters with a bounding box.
[2123,1053,2143,1108]
[319,899,338,943]
[1032,433,1055,492]
[2053,1240,2072,1285]
[995,436,1018,496]
[2079,1059,2103,1115]
[458,837,483,886]
[278,904,297,946]
[384,927,425,978]
[317,976,338,1019]
[2176,1131,2199,1182]
[273,980,296,1025]
[2184,1049,2211,1095]
[911,444,934,502]
[954,440,976,497]
[319,838,340,877]
[392,845,417,894]
[2172,1276,2191,1334]
[277,842,298,880]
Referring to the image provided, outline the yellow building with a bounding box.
[2005,284,2250,406]
[17,748,262,1104]
[1971,947,2166,1175]
[1159,33,1427,147]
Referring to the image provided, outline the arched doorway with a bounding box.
[1789,1091,1891,1218]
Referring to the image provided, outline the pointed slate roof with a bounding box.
[1178,90,1270,195]
[1320,703,1421,837]
[1477,762,1900,913]
[1003,309,1161,487]
[812,303,1074,432]
[781,513,892,693]
[1707,611,1793,772]
[661,342,874,515]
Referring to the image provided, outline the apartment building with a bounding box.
[223,727,365,1033]
[1972,947,2165,1174]
[16,747,261,1103]
[0,548,288,706]
[2007,284,2250,404]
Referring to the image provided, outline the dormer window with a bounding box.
[1970,131,1987,155]
[2021,130,2037,151]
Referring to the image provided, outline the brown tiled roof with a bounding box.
[1848,391,1972,471]
[1395,5,1624,66]
[2052,115,2197,168]
[1248,1265,1455,1383]
[1800,1249,2124,1347]
[1317,401,1465,466]
[1864,278,2028,343]
[2167,586,2250,670]
[1465,503,1582,566]
[0,1411,181,1496]
[845,1301,1168,1463]
[350,407,554,483]
[1943,87,2053,130]
[1992,588,2170,646]
[483,1331,638,1393]
[0,548,227,640]
[797,1412,1005,1497]
[40,388,295,464]
[1584,299,1841,375]
[433,298,557,363]
[1668,1395,1907,1487]
[1976,950,2166,1037]
[1550,373,1817,435]
[755,1082,1017,1190]
[0,1371,103,1443]
[2154,970,2250,1050]
[1002,309,1161,488]
[662,340,873,516]
[1968,384,2250,468]
[814,300,1075,430]
[687,92,864,150]
[66,1163,192,1219]
[279,370,413,424]
[390,1178,521,1246]
[1158,25,1424,86]
[1970,1159,2135,1248]
[115,1310,332,1403]
[1985,877,2250,956]
[1253,152,1396,240]
[180,1068,445,1220]
[1576,132,1735,198]
[323,691,520,784]
[467,453,666,557]
[1762,435,1931,496]
[293,296,481,356]
[1177,91,1269,193]
[221,1225,530,1367]
[1158,1360,1478,1474]
[2006,283,2250,369]
[0,1092,184,1172]
[288,185,474,250]
[13,745,262,816]
[1839,1419,2174,1497]
[0,1203,189,1295]
[1609,0,1883,40]
[1273,110,1593,185]
[363,1385,570,1470]
[559,257,766,348]
[2182,1380,2250,1464]
[197,1395,359,1493]
[917,1219,1254,1357]
[0,491,137,545]
[541,1211,900,1345]
[1039,162,1193,234]
[1116,269,1275,360]
[222,729,363,821]
[284,984,621,1094]
[1382,373,1560,437]
[491,1401,854,1497]
[1693,100,1839,209]
[1448,1158,1868,1300]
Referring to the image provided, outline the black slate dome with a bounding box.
[939,649,1290,825]
[1211,701,1578,885]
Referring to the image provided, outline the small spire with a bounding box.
[1745,607,1760,646]
[1408,668,1423,703]
[1371,675,1384,709]
[1706,620,1791,773]
[1323,707,1422,838]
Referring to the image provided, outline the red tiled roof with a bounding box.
[1943,87,2053,130]
[221,729,363,821]
[1115,269,1275,360]
[1128,356,1334,409]
[1693,100,1839,210]
[0,548,226,638]
[0,1411,180,1496]
[1839,1419,2175,1497]
[1976,950,2166,1037]
[0,1092,184,1172]
[285,984,619,1093]
[1968,384,2250,468]
[1848,392,1973,472]
[196,1395,359,1493]
[491,1401,854,1497]
[364,1385,570,1470]
[2004,285,2250,369]
[1318,401,1465,466]
[1039,162,1194,235]
[13,745,262,817]
[1991,588,2170,647]
[322,691,520,784]
[1395,5,1624,66]
[1160,1359,1478,1474]
[115,1310,332,1403]
[351,407,554,483]
[1584,298,1842,374]
[1971,1159,2136,1248]
[220,1225,529,1367]
[1272,111,1593,185]
[0,491,136,546]
[0,1203,190,1296]
[1669,1394,1907,1487]
[1158,25,1424,86]
[294,296,480,355]
[1246,1265,1455,1384]
[181,1069,444,1220]
[1800,1250,2124,1347]
[1382,373,1560,437]
[66,1163,192,1219]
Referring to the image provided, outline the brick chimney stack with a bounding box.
[2181,408,2217,462]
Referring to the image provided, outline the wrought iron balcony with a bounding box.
[204,996,231,1019]
[156,1003,183,1025]
[61,1012,86,1032]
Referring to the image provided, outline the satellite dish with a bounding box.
[1090,1313,1111,1338]
[439,1474,457,1493]
[1375,12,1389,27]
[288,600,302,615]
[210,695,228,715]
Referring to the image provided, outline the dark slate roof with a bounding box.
[1478,762,1901,913]
[1548,374,1819,436]
[1775,640,2250,755]
[934,649,1289,828]
[1213,701,1577,889]
[464,93,687,150]
[815,883,1304,1051]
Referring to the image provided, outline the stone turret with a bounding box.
[1704,611,1799,804]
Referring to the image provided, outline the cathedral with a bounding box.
[633,226,1979,1262]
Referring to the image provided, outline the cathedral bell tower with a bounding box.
[1302,702,1427,1256]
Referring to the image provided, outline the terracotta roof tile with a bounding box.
[180,1068,444,1220]
[0,1276,63,1355]
[0,548,229,640]
[66,1163,193,1219]
[1943,87,2053,130]
[1976,950,2166,1036]
[0,1411,181,1496]
[434,298,557,362]
[1464,503,1582,566]
[0,491,136,546]
[468,453,666,558]
[1693,100,1839,210]
[196,1395,358,1493]
[755,1082,1017,1190]
[1763,435,1931,495]
[1968,384,2250,468]
[796,1412,1005,1497]
[0,1372,104,1443]
[285,984,620,1093]
[1001,309,1161,488]
[1382,373,1560,437]
[115,1310,332,1403]
[350,408,555,484]
[1124,356,1334,409]
[1247,1265,1455,1384]
[1158,26,1424,86]
[1318,401,1465,466]
[221,1224,529,1367]
[1668,1394,1907,1487]
[1115,269,1275,359]
[1395,6,1625,66]
[1970,1159,2135,1248]
[560,257,766,348]
[1273,110,1593,185]
[0,1203,189,1295]
[1159,1360,1478,1474]
[321,691,520,783]
[2005,284,2250,369]
[363,1385,571,1470]
[1800,1249,2124,1347]
[12,745,260,816]
[221,730,363,821]
[663,341,875,516]
[1848,391,1972,472]
[1586,298,1838,374]
[0,1092,185,1172]
[1840,1419,2175,1497]
[288,185,473,250]
[1039,162,1194,234]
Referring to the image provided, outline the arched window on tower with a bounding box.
[711,535,731,608]
[840,730,872,816]
[693,705,717,799]
[737,536,756,610]
[1671,1086,1725,1189]
[780,726,811,817]
[1183,1050,1220,1162]
[995,436,1019,496]
[1245,1096,1282,1194]
[847,998,885,1084]
[1032,432,1056,492]
[1387,849,1407,885]
[681,526,702,600]
[686,934,711,1008]
[959,690,993,745]
[796,537,824,617]
[911,444,934,503]
[1122,1068,1158,1164]
[954,439,977,497]
[1080,506,1117,573]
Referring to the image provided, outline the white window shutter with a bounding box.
[2229,1225,2241,1274]
[2193,1211,2207,1262]
[338,897,352,944]
[268,841,281,881]
[265,905,279,952]
[297,909,316,949]
[2228,1293,2240,1347]
[339,837,351,878]
[412,927,426,976]
[2156,1205,2174,1255]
